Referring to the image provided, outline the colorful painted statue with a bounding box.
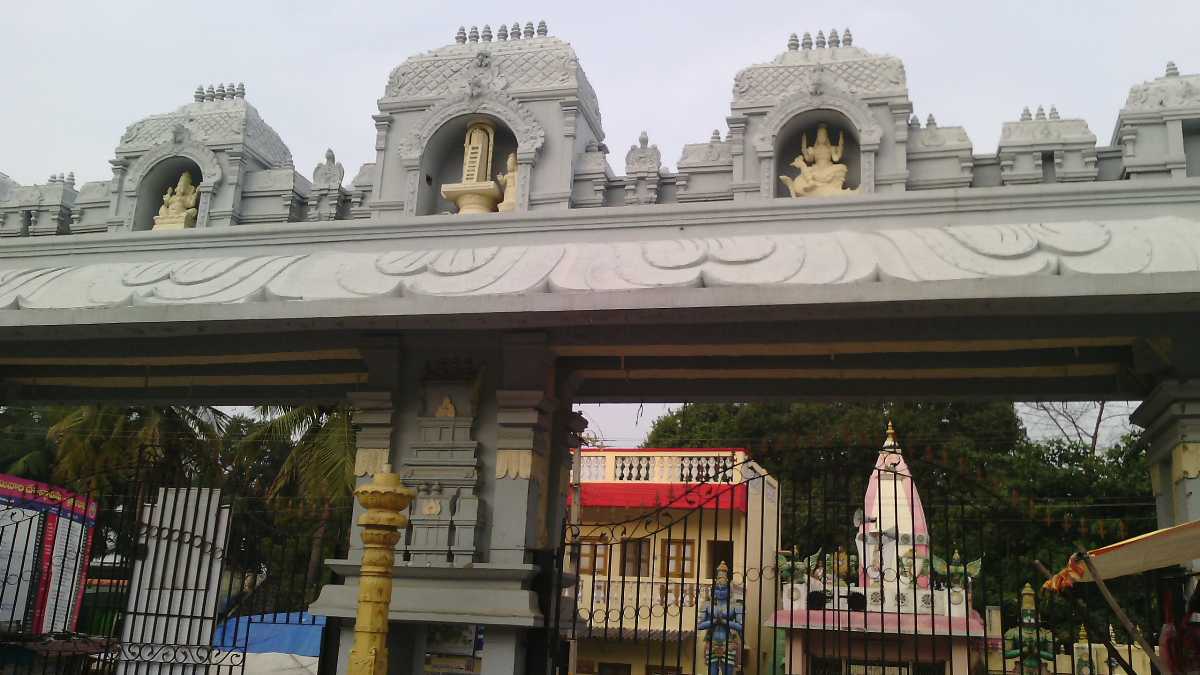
[1003,583,1056,675]
[930,549,982,587]
[698,561,744,675]
[777,546,822,583]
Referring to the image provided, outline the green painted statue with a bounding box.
[1003,583,1056,674]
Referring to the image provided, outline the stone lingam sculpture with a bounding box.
[779,123,858,198]
[441,120,503,214]
[153,171,200,229]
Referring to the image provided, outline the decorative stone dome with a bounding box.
[732,30,907,109]
[116,85,293,170]
[381,24,601,131]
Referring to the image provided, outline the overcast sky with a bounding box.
[1,1,1187,443]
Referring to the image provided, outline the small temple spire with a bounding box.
[537,20,547,36]
[711,129,722,142]
[1035,105,1046,120]
[194,85,205,102]
[455,26,466,44]
[524,21,534,39]
[829,29,840,48]
[787,33,799,51]
[882,419,900,452]
[842,28,853,46]
[236,82,246,99]
[1020,106,1032,121]
[1049,105,1060,120]
[1166,61,1180,77]
[468,26,479,43]
[497,24,508,40]
[801,32,812,49]
[909,114,920,127]
[926,114,937,128]
[481,25,492,42]
[511,22,521,39]
[815,30,826,48]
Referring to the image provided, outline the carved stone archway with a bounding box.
[398,89,545,215]
[122,140,224,230]
[754,88,883,197]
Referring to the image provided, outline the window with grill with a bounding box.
[660,539,695,578]
[622,539,651,577]
[579,537,608,574]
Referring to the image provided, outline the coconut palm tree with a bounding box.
[238,404,357,595]
[47,405,228,493]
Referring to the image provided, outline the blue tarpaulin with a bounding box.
[212,612,325,657]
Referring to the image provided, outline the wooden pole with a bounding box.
[1032,559,1137,675]
[1075,551,1170,675]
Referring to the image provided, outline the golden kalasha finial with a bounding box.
[1078,624,1088,641]
[882,419,900,451]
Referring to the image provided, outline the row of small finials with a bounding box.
[192,83,247,103]
[787,29,854,50]
[455,21,548,44]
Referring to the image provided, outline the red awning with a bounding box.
[569,482,748,512]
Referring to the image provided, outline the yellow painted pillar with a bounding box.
[348,464,414,675]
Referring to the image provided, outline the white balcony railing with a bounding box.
[594,453,742,483]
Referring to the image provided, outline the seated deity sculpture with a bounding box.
[779,123,858,198]
[441,121,503,214]
[153,171,200,229]
[496,153,518,212]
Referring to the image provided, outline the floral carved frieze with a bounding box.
[1,218,1197,311]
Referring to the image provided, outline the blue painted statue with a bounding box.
[698,561,744,675]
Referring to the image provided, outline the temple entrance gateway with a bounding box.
[0,19,1199,675]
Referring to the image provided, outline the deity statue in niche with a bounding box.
[496,153,518,212]
[441,120,502,214]
[1003,583,1055,675]
[779,123,858,198]
[153,171,200,229]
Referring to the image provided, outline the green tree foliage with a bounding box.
[0,406,58,482]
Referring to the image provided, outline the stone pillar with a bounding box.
[481,626,526,675]
[1131,381,1200,569]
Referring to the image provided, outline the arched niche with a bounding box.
[132,156,204,231]
[773,110,862,198]
[414,114,519,216]
[754,90,883,198]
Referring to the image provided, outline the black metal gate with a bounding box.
[0,463,349,674]
[549,443,1173,675]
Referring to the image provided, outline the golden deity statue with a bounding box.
[496,152,518,212]
[441,120,502,214]
[153,172,200,229]
[779,123,858,198]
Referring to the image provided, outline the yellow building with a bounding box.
[568,448,780,675]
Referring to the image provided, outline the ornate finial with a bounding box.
[1020,106,1032,121]
[325,148,336,164]
[1078,624,1089,641]
[205,84,216,101]
[215,83,226,100]
[716,560,729,585]
[468,26,479,43]
[926,114,937,128]
[482,25,492,42]
[787,33,799,50]
[1166,61,1180,77]
[815,30,826,48]
[1049,105,1060,120]
[909,114,920,127]
[497,24,508,40]
[842,28,852,46]
[66,171,75,186]
[47,173,56,183]
[638,130,649,148]
[524,21,534,39]
[711,129,722,142]
[1035,105,1046,120]
[511,22,521,39]
[455,26,467,43]
[537,20,547,36]
[883,419,900,451]
[236,82,246,99]
[1020,582,1036,610]
[801,32,813,49]
[194,85,205,102]
[829,29,840,47]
